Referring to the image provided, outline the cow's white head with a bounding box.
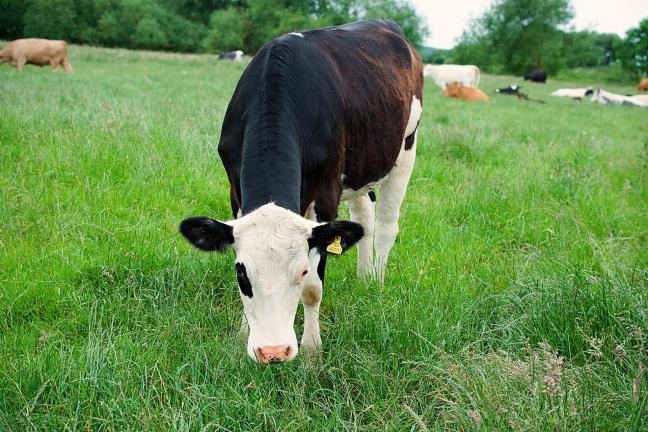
[179,203,363,363]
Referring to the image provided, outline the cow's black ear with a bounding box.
[179,217,234,252]
[309,221,364,254]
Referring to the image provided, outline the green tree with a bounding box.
[135,16,168,49]
[619,18,648,76]
[23,0,78,40]
[202,7,248,52]
[451,0,573,74]
[361,0,428,50]
[0,0,30,40]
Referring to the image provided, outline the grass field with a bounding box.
[1,45,647,431]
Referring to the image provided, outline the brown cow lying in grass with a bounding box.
[0,38,73,73]
[443,82,489,101]
[638,78,648,92]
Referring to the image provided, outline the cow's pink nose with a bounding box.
[256,345,292,364]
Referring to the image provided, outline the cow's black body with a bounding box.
[524,70,547,83]
[217,20,423,222]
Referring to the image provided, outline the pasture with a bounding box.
[1,45,646,431]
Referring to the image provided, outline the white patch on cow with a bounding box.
[304,201,316,221]
[234,50,244,62]
[341,180,381,201]
[404,96,422,138]
[228,204,320,362]
[289,32,304,38]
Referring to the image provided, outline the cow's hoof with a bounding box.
[300,336,322,354]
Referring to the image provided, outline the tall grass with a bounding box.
[1,45,646,431]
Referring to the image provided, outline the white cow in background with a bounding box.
[424,64,481,89]
[550,87,593,98]
[590,89,648,108]
[629,94,648,104]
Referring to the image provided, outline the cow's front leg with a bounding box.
[16,57,26,72]
[50,60,59,72]
[301,251,325,352]
[239,313,249,337]
[347,193,375,279]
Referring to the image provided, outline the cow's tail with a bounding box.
[473,66,481,88]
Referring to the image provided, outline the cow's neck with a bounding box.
[239,43,305,216]
[239,119,302,215]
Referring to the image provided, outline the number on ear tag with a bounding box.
[326,236,343,255]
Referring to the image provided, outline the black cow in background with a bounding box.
[524,70,547,83]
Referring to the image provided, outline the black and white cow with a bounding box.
[180,20,423,364]
[494,85,521,95]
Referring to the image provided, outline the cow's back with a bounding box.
[219,20,423,218]
[306,21,423,191]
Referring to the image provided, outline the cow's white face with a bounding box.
[179,203,363,363]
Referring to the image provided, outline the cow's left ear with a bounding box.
[309,221,364,254]
[179,217,234,252]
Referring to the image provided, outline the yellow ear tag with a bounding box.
[326,236,343,255]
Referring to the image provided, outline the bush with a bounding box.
[134,17,168,49]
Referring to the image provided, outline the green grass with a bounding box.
[1,44,647,431]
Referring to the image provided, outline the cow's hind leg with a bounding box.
[50,60,59,72]
[374,134,416,284]
[347,193,375,278]
[62,57,73,73]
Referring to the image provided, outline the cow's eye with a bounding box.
[302,269,309,277]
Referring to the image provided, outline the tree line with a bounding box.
[447,0,648,77]
[2,0,645,78]
[0,0,428,54]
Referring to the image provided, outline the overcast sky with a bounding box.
[411,0,648,49]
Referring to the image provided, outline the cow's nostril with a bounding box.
[257,345,291,364]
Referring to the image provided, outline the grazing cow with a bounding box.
[524,70,547,83]
[179,20,423,364]
[550,87,594,98]
[638,78,648,92]
[424,64,480,89]
[0,38,73,72]
[590,89,648,108]
[218,50,244,62]
[443,82,488,101]
[494,85,521,95]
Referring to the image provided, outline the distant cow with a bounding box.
[638,78,648,92]
[629,94,648,104]
[524,70,546,83]
[180,20,423,364]
[590,89,648,108]
[494,85,521,95]
[443,82,489,101]
[424,64,480,89]
[0,38,73,72]
[550,87,594,99]
[218,50,244,62]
